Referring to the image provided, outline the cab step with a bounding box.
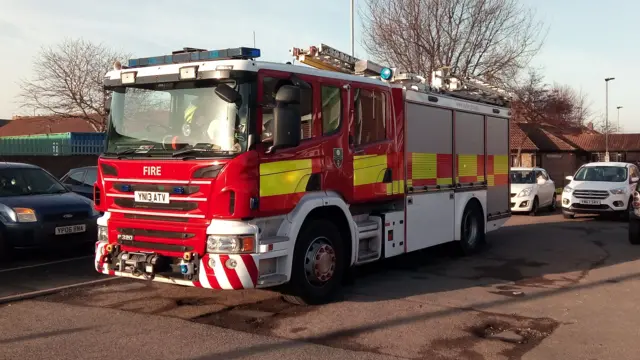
[354,216,382,264]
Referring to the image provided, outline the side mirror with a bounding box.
[565,176,573,181]
[104,93,112,114]
[215,83,240,104]
[631,177,639,183]
[537,177,546,185]
[271,85,301,152]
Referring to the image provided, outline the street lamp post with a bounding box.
[605,77,615,162]
[617,106,623,133]
[350,0,355,56]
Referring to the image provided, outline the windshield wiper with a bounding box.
[116,148,137,155]
[172,148,234,158]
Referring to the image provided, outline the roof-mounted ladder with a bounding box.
[290,43,512,107]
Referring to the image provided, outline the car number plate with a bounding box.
[134,191,170,204]
[55,224,87,235]
[579,199,601,205]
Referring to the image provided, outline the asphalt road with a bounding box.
[2,209,640,359]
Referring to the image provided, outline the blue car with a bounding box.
[0,162,100,260]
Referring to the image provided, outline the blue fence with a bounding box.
[0,132,106,156]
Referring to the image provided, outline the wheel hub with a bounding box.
[304,239,336,285]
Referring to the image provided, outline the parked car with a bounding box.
[510,167,557,215]
[60,166,97,200]
[0,162,100,260]
[562,161,639,220]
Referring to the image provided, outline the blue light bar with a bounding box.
[127,47,261,68]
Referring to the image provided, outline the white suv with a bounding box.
[510,167,557,215]
[562,162,640,219]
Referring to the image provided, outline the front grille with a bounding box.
[117,239,193,252]
[572,203,611,210]
[573,189,610,200]
[124,214,189,222]
[113,183,200,194]
[113,198,198,211]
[118,228,195,239]
[42,211,90,222]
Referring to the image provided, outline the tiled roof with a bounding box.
[517,123,576,151]
[564,133,640,152]
[0,115,99,137]
[510,123,538,151]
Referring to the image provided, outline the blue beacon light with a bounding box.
[380,67,393,81]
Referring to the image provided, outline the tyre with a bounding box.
[529,197,539,216]
[282,219,346,305]
[549,195,557,211]
[459,201,485,255]
[629,218,640,244]
[563,212,575,219]
[0,232,12,262]
[621,197,633,221]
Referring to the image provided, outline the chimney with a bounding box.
[587,122,593,130]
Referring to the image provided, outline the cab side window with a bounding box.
[261,77,313,142]
[322,86,341,135]
[63,170,85,186]
[353,88,386,146]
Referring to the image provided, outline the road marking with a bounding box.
[0,255,93,274]
[0,277,121,305]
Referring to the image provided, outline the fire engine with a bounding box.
[94,44,512,305]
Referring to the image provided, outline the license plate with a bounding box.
[134,191,169,204]
[55,224,87,235]
[579,199,601,205]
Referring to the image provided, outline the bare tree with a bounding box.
[592,114,623,134]
[18,38,129,132]
[510,69,591,165]
[361,0,547,85]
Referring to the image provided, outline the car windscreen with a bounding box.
[573,166,628,182]
[0,168,67,197]
[510,170,536,184]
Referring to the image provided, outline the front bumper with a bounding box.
[510,195,534,212]
[3,217,99,249]
[561,192,628,214]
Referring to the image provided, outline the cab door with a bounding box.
[349,85,396,204]
[255,70,324,217]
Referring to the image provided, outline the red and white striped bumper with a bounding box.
[94,242,259,290]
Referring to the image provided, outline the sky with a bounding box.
[0,0,638,131]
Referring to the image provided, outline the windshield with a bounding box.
[105,79,251,157]
[0,168,67,197]
[573,166,628,182]
[510,170,536,184]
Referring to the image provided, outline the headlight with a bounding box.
[517,187,533,197]
[564,186,573,194]
[0,205,37,223]
[610,187,626,195]
[206,235,255,253]
[97,226,108,242]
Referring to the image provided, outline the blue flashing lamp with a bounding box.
[380,67,393,81]
[173,187,185,194]
[179,264,189,274]
[126,47,261,68]
[121,184,132,192]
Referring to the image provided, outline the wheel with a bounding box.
[629,218,640,244]
[549,195,557,211]
[459,201,485,255]
[621,197,633,221]
[281,219,346,305]
[563,212,575,219]
[529,197,539,216]
[0,232,12,262]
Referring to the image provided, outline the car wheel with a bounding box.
[459,201,485,255]
[0,232,12,262]
[549,195,557,211]
[281,219,346,305]
[563,211,575,219]
[529,197,539,216]
[621,197,633,221]
[629,217,640,244]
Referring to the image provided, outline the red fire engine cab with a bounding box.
[94,44,511,305]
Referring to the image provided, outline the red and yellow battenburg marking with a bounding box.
[406,153,453,187]
[456,154,486,183]
[486,155,509,186]
[259,158,322,212]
